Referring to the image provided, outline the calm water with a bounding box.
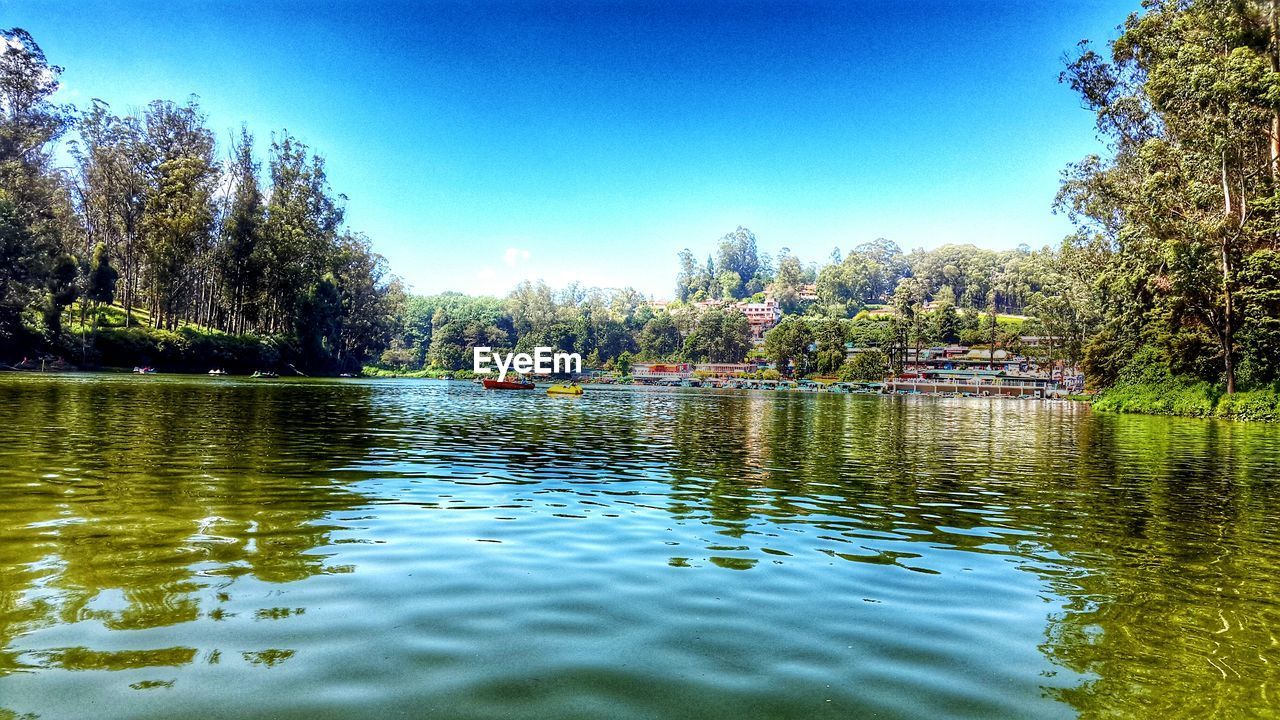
[0,375,1278,719]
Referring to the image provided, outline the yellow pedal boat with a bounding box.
[547,384,583,396]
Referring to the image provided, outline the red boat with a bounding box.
[482,377,536,390]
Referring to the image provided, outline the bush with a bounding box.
[838,350,889,382]
[87,325,280,372]
[1092,381,1217,418]
[1215,388,1280,421]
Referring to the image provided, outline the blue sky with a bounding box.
[11,0,1134,298]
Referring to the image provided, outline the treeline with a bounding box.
[376,226,1054,378]
[0,28,398,372]
[1054,0,1280,405]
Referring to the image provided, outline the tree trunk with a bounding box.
[1272,1,1280,182]
[1222,237,1236,395]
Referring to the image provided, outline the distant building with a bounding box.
[883,369,1067,398]
[631,362,693,381]
[738,298,781,340]
[694,362,758,377]
[763,283,819,303]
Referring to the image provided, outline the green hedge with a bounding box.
[80,326,283,373]
[1093,382,1280,422]
[1214,388,1280,422]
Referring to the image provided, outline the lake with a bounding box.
[0,374,1277,719]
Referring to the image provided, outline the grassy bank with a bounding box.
[11,304,308,374]
[1093,382,1280,422]
[361,366,481,380]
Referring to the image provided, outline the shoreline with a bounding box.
[12,370,1280,423]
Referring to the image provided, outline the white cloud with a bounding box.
[502,247,531,267]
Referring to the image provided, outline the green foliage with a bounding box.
[715,226,769,299]
[762,316,814,376]
[1215,388,1280,422]
[1092,381,1219,418]
[1236,249,1280,385]
[838,350,889,382]
[87,325,280,372]
[683,307,750,363]
[85,242,117,305]
[1059,0,1280,394]
[0,28,398,372]
[812,318,848,374]
[815,238,909,315]
[42,252,78,335]
[638,313,681,358]
[1088,346,1280,420]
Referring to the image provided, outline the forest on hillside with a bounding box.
[4,0,1280,407]
[0,28,398,373]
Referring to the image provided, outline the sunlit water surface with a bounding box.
[1,374,1278,719]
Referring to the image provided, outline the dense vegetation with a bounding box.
[0,29,398,373]
[1053,0,1280,419]
[374,236,1064,378]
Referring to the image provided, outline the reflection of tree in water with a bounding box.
[662,392,1280,714]
[664,394,1079,541]
[0,378,379,674]
[1033,415,1280,719]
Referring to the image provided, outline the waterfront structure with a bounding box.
[631,362,694,381]
[883,369,1066,398]
[694,362,760,377]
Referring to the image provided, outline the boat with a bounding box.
[546,383,583,396]
[251,370,278,379]
[482,377,535,390]
[208,368,227,376]
[133,366,156,374]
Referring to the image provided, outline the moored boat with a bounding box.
[546,383,583,396]
[482,377,535,390]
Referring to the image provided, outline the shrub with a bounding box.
[1215,388,1280,422]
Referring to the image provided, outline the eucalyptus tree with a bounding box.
[683,307,750,363]
[262,132,344,333]
[762,316,815,376]
[772,249,809,313]
[0,28,73,343]
[217,127,265,335]
[71,103,148,326]
[138,99,218,330]
[1061,0,1280,393]
[638,312,681,358]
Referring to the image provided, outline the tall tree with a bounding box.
[1061,0,1280,393]
[218,126,265,335]
[0,28,72,345]
[262,132,344,333]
